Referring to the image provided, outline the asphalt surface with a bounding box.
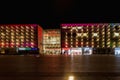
[0,54,120,80]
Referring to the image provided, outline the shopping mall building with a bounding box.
[43,29,61,55]
[61,23,120,55]
[1,23,120,55]
[0,24,43,55]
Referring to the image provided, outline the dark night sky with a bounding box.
[0,1,119,29]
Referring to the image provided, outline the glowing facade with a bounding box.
[61,23,120,55]
[0,24,42,54]
[43,29,61,54]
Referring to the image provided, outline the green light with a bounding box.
[26,48,31,50]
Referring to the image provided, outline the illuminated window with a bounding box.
[107,45,110,47]
[76,45,78,47]
[1,43,5,45]
[97,39,99,41]
[1,33,5,36]
[76,39,78,41]
[102,39,104,41]
[81,39,83,41]
[102,32,105,34]
[77,33,81,37]
[11,36,15,39]
[83,33,88,37]
[97,45,99,47]
[62,26,67,29]
[76,42,78,44]
[113,45,116,48]
[86,42,88,44]
[107,42,110,45]
[77,26,82,29]
[114,32,119,37]
[92,45,94,48]
[93,33,98,37]
[21,39,24,42]
[65,42,68,44]
[20,36,24,39]
[31,33,34,35]
[31,36,34,38]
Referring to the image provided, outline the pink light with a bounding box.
[61,23,109,27]
[0,24,37,27]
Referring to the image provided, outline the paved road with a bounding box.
[0,55,120,80]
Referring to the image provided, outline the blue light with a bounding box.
[31,48,37,50]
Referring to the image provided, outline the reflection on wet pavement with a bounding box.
[0,55,120,80]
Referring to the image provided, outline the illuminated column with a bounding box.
[70,32,73,48]
[76,27,78,47]
[119,25,120,47]
[81,27,83,47]
[96,25,99,48]
[65,32,68,48]
[106,25,110,47]
[112,25,116,48]
[91,25,94,48]
[118,38,120,47]
[76,38,78,47]
[102,25,105,48]
[86,26,89,47]
[113,42,116,48]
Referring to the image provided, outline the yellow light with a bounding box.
[78,26,82,29]
[102,39,104,41]
[102,32,105,34]
[65,39,67,41]
[31,36,34,38]
[21,39,24,42]
[1,33,5,35]
[81,29,83,31]
[93,33,98,37]
[16,42,19,45]
[81,42,83,44]
[92,42,94,44]
[92,45,94,48]
[83,33,87,37]
[86,42,88,44]
[114,32,119,37]
[113,45,115,48]
[1,43,4,45]
[62,26,67,29]
[68,76,74,80]
[77,33,81,37]
[76,42,78,44]
[97,39,99,41]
